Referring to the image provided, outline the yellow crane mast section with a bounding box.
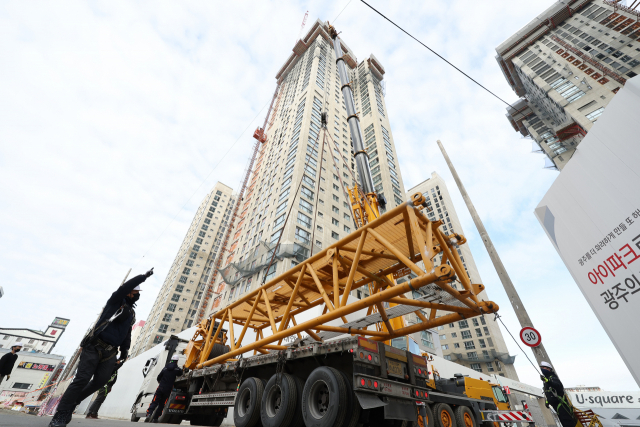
[185,194,498,369]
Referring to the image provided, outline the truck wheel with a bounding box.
[338,371,361,427]
[261,373,298,427]
[235,377,265,427]
[302,367,347,427]
[291,376,305,427]
[433,404,456,427]
[131,412,141,422]
[454,406,475,427]
[208,344,230,360]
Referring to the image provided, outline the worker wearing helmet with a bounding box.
[49,268,154,427]
[540,362,577,427]
[0,342,23,384]
[146,354,184,422]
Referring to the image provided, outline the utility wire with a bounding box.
[360,0,512,108]
[494,313,542,375]
[333,0,353,23]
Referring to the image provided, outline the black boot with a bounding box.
[48,409,73,427]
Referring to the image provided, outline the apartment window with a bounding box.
[332,218,339,226]
[179,276,188,284]
[297,212,312,229]
[163,313,173,322]
[451,332,457,338]
[464,341,475,350]
[449,323,455,328]
[301,186,314,201]
[317,225,323,231]
[472,318,479,327]
[299,199,313,214]
[442,344,449,350]
[461,330,472,339]
[343,225,350,233]
[422,331,435,349]
[167,304,176,312]
[444,355,452,361]
[171,294,180,302]
[158,324,168,333]
[332,194,339,202]
[475,328,483,337]
[480,317,486,325]
[439,334,446,340]
[176,285,184,293]
[454,343,460,349]
[479,339,486,348]
[585,107,604,121]
[153,335,164,344]
[332,206,339,214]
[470,363,482,372]
[483,327,490,336]
[482,350,490,360]
[487,362,495,372]
[331,231,339,240]
[487,338,494,347]
[458,320,469,329]
[265,263,278,281]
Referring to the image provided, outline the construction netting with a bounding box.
[449,349,516,365]
[219,240,322,286]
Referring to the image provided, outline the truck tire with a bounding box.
[235,377,266,427]
[131,412,141,422]
[433,404,456,427]
[338,370,361,427]
[302,366,348,427]
[420,405,435,427]
[291,376,305,427]
[454,406,476,427]
[208,344,230,360]
[261,373,298,427]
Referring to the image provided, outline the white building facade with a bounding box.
[131,182,235,357]
[497,0,640,170]
[0,318,70,354]
[207,20,407,315]
[0,349,65,396]
[406,172,519,380]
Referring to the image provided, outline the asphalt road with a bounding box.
[0,409,164,426]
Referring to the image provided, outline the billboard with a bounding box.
[535,76,640,385]
[51,318,70,327]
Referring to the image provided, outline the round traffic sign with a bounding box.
[520,327,542,347]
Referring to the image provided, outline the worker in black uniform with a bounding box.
[540,361,577,427]
[146,354,184,422]
[85,359,123,419]
[0,342,23,384]
[49,268,154,427]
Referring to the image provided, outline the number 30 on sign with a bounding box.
[520,327,542,347]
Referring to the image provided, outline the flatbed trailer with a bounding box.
[151,335,508,427]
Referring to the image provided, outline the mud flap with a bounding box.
[383,397,417,422]
[355,392,387,409]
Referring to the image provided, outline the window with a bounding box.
[458,320,469,329]
[167,303,176,312]
[467,351,478,360]
[171,294,180,302]
[461,330,472,339]
[586,107,604,121]
[12,383,31,390]
[344,225,350,233]
[162,314,172,322]
[454,343,460,348]
[487,338,494,347]
[475,328,483,337]
[479,339,486,348]
[441,344,449,350]
[158,324,168,333]
[332,194,339,202]
[297,212,312,228]
[444,355,452,361]
[295,227,311,244]
[332,218,339,226]
[482,350,490,360]
[176,285,184,293]
[451,332,457,338]
[421,331,435,349]
[153,335,164,344]
[299,199,313,214]
[439,334,446,340]
[470,363,482,372]
[332,205,339,214]
[179,276,188,284]
[331,231,339,240]
[483,327,490,336]
[464,341,475,350]
[472,318,479,327]
[301,186,314,201]
[265,263,278,281]
[487,362,495,372]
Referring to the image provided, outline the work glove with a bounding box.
[119,350,128,362]
[540,375,548,382]
[145,267,154,278]
[545,401,549,408]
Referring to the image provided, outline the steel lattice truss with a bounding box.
[186,198,499,369]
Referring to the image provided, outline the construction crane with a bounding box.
[196,84,280,322]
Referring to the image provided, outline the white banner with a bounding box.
[567,391,640,409]
[535,76,640,386]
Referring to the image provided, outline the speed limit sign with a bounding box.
[520,327,542,347]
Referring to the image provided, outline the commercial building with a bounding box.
[0,349,65,397]
[207,20,407,317]
[406,172,519,380]
[130,182,235,357]
[0,318,70,354]
[496,0,640,169]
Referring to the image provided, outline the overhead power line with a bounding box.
[360,0,512,107]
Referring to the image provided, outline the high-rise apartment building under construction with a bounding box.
[497,0,640,170]
[207,20,407,317]
[131,182,235,357]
